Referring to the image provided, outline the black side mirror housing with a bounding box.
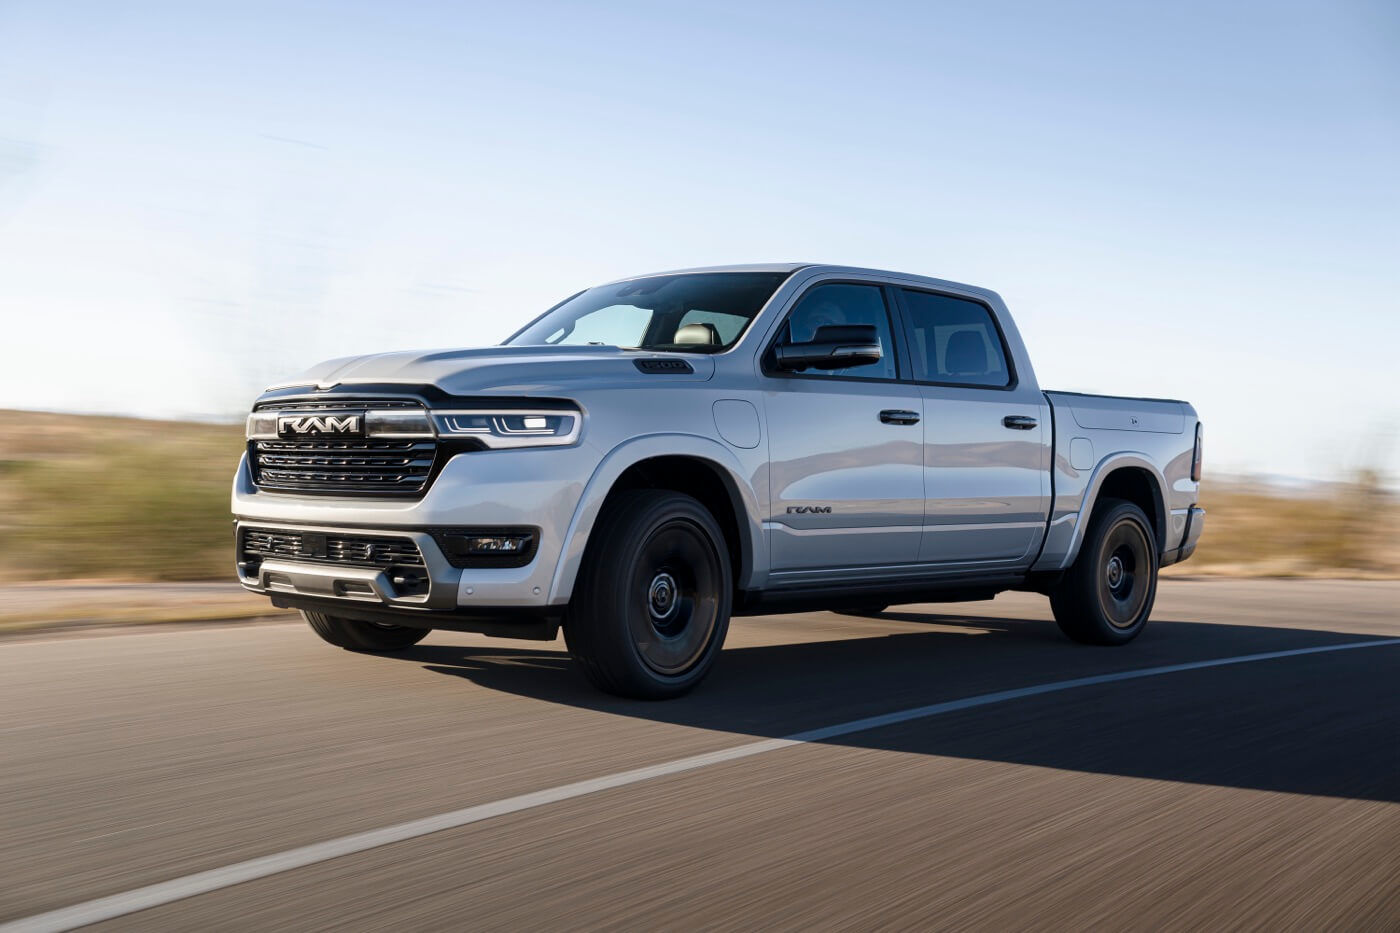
[774,324,883,371]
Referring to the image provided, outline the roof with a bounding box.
[602,263,813,284]
[600,263,998,304]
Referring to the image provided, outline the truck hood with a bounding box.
[267,345,717,397]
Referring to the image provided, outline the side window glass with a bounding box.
[777,283,897,379]
[899,289,1011,387]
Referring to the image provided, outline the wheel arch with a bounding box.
[1060,454,1169,569]
[548,435,763,604]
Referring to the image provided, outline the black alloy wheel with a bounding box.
[1050,498,1158,646]
[566,490,732,698]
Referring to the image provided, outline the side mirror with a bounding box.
[774,324,883,371]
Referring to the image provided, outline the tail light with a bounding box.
[1191,422,1203,482]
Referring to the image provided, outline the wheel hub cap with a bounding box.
[648,572,678,620]
[1105,555,1125,589]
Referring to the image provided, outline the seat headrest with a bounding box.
[944,330,988,375]
[674,322,720,345]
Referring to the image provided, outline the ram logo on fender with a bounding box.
[786,505,833,514]
[277,414,362,437]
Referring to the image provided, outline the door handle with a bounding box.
[1002,415,1038,430]
[880,409,920,425]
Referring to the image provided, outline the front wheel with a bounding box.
[1050,498,1158,645]
[565,490,732,699]
[302,610,430,652]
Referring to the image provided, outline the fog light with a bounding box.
[466,535,526,552]
[431,528,538,568]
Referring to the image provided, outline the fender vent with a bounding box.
[634,359,694,375]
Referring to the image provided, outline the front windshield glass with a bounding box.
[506,272,790,353]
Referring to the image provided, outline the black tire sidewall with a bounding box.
[302,610,430,652]
[568,490,733,698]
[1054,499,1158,645]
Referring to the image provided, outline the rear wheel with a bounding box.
[1050,498,1158,645]
[565,490,732,699]
[302,610,430,652]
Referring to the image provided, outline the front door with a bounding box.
[763,282,925,576]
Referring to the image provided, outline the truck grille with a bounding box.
[239,528,425,569]
[249,399,436,496]
[250,438,436,495]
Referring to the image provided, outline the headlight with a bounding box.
[433,410,581,448]
[246,411,279,439]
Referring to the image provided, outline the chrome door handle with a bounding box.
[880,409,920,425]
[1002,415,1038,430]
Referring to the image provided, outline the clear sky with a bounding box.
[1,0,1396,482]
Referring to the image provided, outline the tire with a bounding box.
[1050,498,1158,646]
[564,489,732,699]
[302,610,430,652]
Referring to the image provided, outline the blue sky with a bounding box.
[1,0,1396,482]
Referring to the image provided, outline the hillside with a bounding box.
[0,410,244,581]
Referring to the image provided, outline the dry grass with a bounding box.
[1165,473,1399,578]
[1,409,1395,582]
[0,409,244,581]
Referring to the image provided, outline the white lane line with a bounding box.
[5,637,1398,933]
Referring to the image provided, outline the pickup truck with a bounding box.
[233,264,1204,697]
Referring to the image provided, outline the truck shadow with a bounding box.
[392,611,1400,804]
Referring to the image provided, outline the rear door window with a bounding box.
[899,289,1011,387]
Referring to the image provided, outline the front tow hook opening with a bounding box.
[389,569,430,598]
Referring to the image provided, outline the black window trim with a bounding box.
[889,285,1020,392]
[759,279,911,385]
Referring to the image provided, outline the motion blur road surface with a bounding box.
[3,580,1398,930]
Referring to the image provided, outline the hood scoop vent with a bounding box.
[634,359,695,375]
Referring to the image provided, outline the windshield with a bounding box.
[506,271,790,353]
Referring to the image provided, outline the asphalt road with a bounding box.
[2,579,1398,931]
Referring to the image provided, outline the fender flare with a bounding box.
[1055,452,1169,570]
[547,434,765,604]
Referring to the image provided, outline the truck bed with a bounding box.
[1044,390,1193,435]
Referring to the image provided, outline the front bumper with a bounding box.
[234,519,564,640]
[232,444,595,611]
[236,522,462,610]
[235,517,562,613]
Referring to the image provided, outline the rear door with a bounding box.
[762,282,926,576]
[893,287,1051,568]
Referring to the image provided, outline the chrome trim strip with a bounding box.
[248,408,434,441]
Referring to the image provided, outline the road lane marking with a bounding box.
[5,637,1398,932]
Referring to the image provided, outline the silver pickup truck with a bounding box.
[233,263,1204,697]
